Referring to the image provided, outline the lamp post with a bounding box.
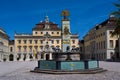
[0,49,3,61]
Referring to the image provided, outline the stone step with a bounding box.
[31,68,107,74]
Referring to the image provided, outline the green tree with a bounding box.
[112,0,120,37]
[112,0,120,61]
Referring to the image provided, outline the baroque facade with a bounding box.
[14,15,79,61]
[0,27,9,61]
[83,15,119,60]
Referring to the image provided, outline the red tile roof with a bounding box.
[32,21,61,31]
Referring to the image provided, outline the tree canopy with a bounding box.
[112,0,120,37]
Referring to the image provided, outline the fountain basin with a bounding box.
[38,60,99,70]
[31,52,107,74]
[31,60,107,74]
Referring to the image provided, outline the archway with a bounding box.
[46,54,49,60]
[9,54,14,61]
[110,52,114,61]
[41,53,44,59]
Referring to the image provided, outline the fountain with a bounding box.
[31,10,107,74]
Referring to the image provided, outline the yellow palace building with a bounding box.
[83,15,119,61]
[14,14,79,61]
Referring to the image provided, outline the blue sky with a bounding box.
[0,0,118,40]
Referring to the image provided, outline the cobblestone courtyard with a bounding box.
[0,61,120,80]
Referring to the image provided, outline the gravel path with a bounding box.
[0,61,120,80]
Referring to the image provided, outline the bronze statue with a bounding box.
[61,10,70,19]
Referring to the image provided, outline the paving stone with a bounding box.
[0,61,120,80]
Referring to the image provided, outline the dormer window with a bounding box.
[46,32,48,34]
[35,32,37,34]
[109,31,113,34]
[57,32,59,34]
[45,24,50,29]
[52,32,54,34]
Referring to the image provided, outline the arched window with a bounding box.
[9,54,14,61]
[10,47,13,52]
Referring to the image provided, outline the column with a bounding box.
[44,53,46,60]
[26,53,30,61]
[19,53,24,61]
[49,53,52,60]
[14,53,17,61]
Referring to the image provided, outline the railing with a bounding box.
[15,33,32,36]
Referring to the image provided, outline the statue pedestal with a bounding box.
[52,52,80,61]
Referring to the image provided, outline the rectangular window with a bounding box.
[96,43,98,50]
[109,31,113,34]
[40,40,43,44]
[72,40,75,44]
[35,32,37,34]
[18,40,21,44]
[24,40,27,44]
[40,46,43,50]
[97,43,99,50]
[29,46,32,52]
[110,40,113,48]
[23,46,27,52]
[52,32,54,34]
[29,40,32,44]
[18,46,21,52]
[100,41,102,49]
[46,32,48,34]
[51,40,54,44]
[56,40,59,44]
[116,40,119,48]
[101,41,103,49]
[10,47,13,52]
[57,32,59,34]
[41,32,43,34]
[98,42,100,50]
[104,41,106,49]
[101,33,102,36]
[34,40,38,44]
